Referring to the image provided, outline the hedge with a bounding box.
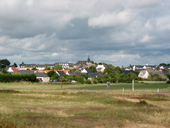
[0,73,37,82]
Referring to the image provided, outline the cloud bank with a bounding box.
[0,0,170,66]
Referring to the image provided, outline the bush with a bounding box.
[0,73,37,82]
[86,79,91,84]
[93,80,98,84]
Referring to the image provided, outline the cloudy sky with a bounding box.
[0,0,170,66]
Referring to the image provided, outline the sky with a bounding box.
[0,0,170,66]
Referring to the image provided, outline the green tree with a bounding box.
[166,73,170,84]
[156,66,160,70]
[89,66,97,73]
[47,71,56,77]
[0,59,10,68]
[12,62,18,67]
[54,64,62,70]
[51,73,60,80]
[32,67,37,70]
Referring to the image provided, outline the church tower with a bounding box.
[87,55,90,62]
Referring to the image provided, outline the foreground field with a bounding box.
[0,89,170,128]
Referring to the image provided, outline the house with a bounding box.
[56,71,65,77]
[62,70,70,75]
[138,70,167,79]
[69,71,81,76]
[160,66,170,70]
[34,72,50,83]
[55,62,70,69]
[15,70,34,74]
[18,64,36,70]
[18,63,55,70]
[133,64,157,71]
[96,65,105,72]
[7,67,19,73]
[75,56,95,69]
[89,72,102,78]
[123,70,134,75]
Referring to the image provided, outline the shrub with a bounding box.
[93,80,98,84]
[86,79,91,84]
[0,73,37,82]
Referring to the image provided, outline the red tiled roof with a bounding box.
[12,68,19,72]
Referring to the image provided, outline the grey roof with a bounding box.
[89,72,102,77]
[163,66,170,69]
[19,64,36,67]
[57,71,65,77]
[76,60,95,65]
[123,70,134,75]
[15,70,34,74]
[148,70,167,78]
[85,68,93,74]
[69,71,81,76]
[35,72,49,77]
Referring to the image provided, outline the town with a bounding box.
[0,56,170,84]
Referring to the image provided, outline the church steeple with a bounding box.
[87,55,90,62]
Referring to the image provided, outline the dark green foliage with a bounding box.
[32,67,37,70]
[159,63,170,66]
[97,67,141,83]
[47,71,56,77]
[89,66,97,73]
[51,73,60,80]
[0,69,8,73]
[93,79,98,84]
[80,74,89,80]
[0,73,37,82]
[54,64,62,70]
[11,62,18,67]
[86,79,91,84]
[0,59,10,68]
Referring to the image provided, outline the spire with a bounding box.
[87,55,90,62]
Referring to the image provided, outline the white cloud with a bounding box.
[125,0,162,8]
[156,16,170,31]
[0,0,170,66]
[88,10,134,27]
[140,35,151,43]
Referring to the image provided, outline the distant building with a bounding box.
[133,64,157,71]
[96,65,105,72]
[138,70,167,79]
[75,56,95,69]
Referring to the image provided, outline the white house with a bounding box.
[96,65,105,72]
[34,72,50,83]
[138,70,167,79]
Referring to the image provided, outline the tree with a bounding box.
[89,66,97,73]
[47,71,56,77]
[156,66,160,70]
[0,59,10,68]
[51,73,60,80]
[166,73,170,84]
[32,67,37,70]
[54,64,62,70]
[12,62,18,67]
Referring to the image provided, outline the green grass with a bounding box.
[0,82,170,92]
[0,90,170,128]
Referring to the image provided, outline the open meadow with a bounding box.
[0,82,170,128]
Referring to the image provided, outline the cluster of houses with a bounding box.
[4,56,105,82]
[2,56,170,83]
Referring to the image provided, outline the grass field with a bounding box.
[0,82,170,128]
[0,81,170,92]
